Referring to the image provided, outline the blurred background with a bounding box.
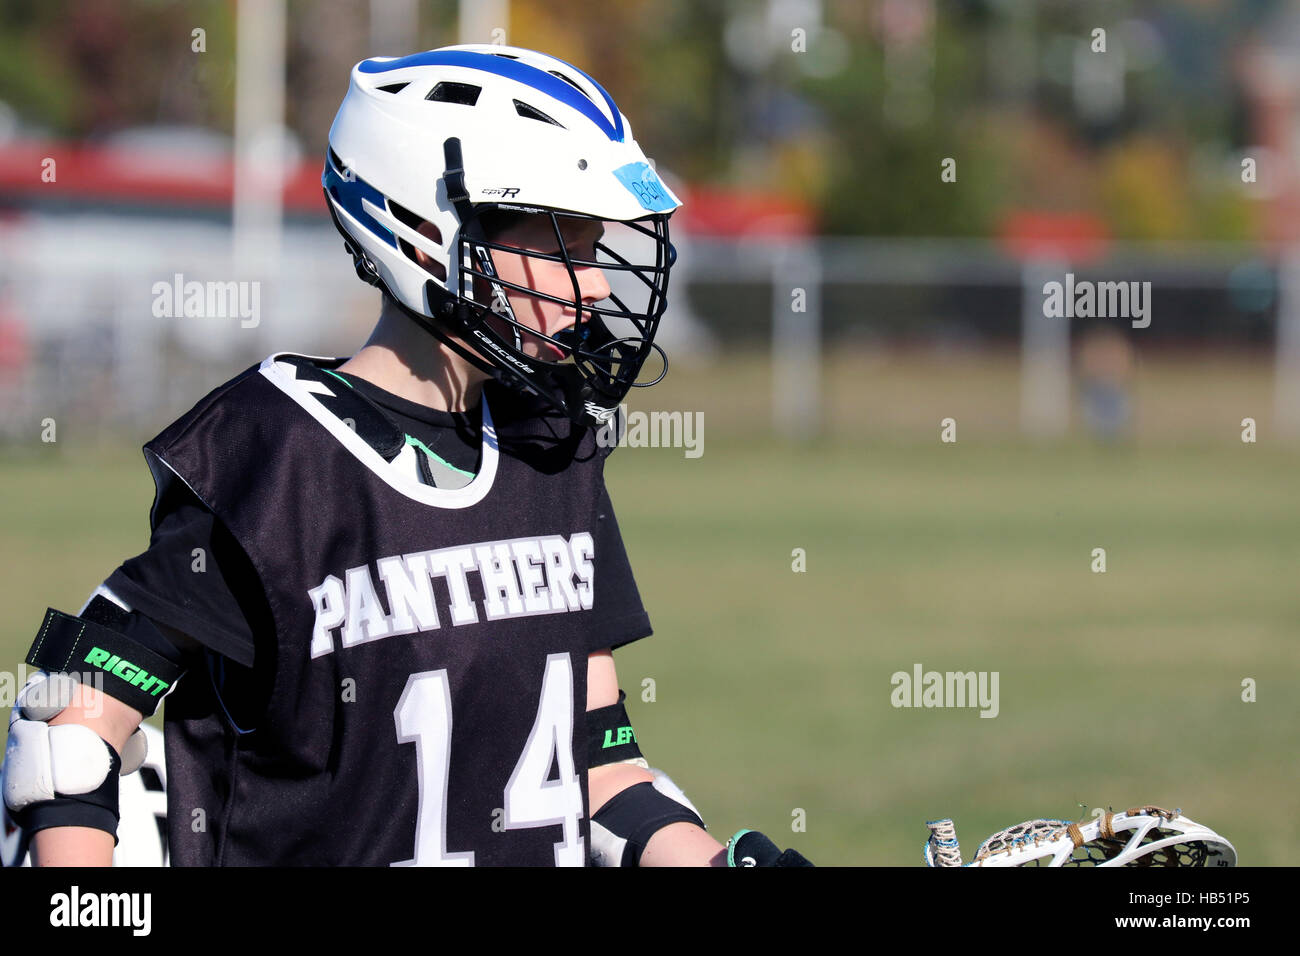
[1,0,1296,866]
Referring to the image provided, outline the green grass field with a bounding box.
[2,352,1297,865]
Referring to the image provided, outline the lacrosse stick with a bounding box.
[923,805,1236,867]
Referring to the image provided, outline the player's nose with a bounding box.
[577,264,610,305]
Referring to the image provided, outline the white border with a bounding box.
[259,352,499,510]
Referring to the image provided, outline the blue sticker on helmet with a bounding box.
[613,162,676,212]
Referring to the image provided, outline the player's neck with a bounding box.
[336,300,490,414]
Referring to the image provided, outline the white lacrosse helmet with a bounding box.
[323,45,682,427]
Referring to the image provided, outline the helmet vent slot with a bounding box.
[388,200,446,280]
[387,199,424,231]
[397,236,446,281]
[513,100,564,127]
[377,82,409,94]
[548,71,592,101]
[427,81,482,106]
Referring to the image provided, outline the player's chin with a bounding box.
[532,325,574,362]
[531,340,567,362]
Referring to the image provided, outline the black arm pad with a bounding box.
[27,606,184,717]
[587,689,643,768]
[591,781,705,866]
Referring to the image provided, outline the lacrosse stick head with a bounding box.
[924,806,1236,868]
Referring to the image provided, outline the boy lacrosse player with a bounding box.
[3,45,810,867]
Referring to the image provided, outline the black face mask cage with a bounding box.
[449,206,675,413]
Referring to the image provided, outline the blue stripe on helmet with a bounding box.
[358,50,625,143]
[322,162,396,248]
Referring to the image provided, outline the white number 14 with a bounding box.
[392,653,584,866]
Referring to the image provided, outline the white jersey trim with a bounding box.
[259,352,499,510]
[79,583,132,615]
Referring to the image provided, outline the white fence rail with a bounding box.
[0,214,1294,439]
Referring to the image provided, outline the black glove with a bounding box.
[726,829,814,867]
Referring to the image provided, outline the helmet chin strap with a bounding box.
[374,272,624,428]
[406,289,511,382]
[443,136,526,353]
[408,280,601,423]
[471,245,523,351]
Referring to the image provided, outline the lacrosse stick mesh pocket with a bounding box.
[972,818,1074,865]
[972,806,1213,867]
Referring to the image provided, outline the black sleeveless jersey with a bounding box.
[142,351,652,866]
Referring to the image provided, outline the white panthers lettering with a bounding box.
[309,533,596,658]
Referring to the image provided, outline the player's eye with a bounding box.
[565,230,603,259]
[552,220,604,256]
